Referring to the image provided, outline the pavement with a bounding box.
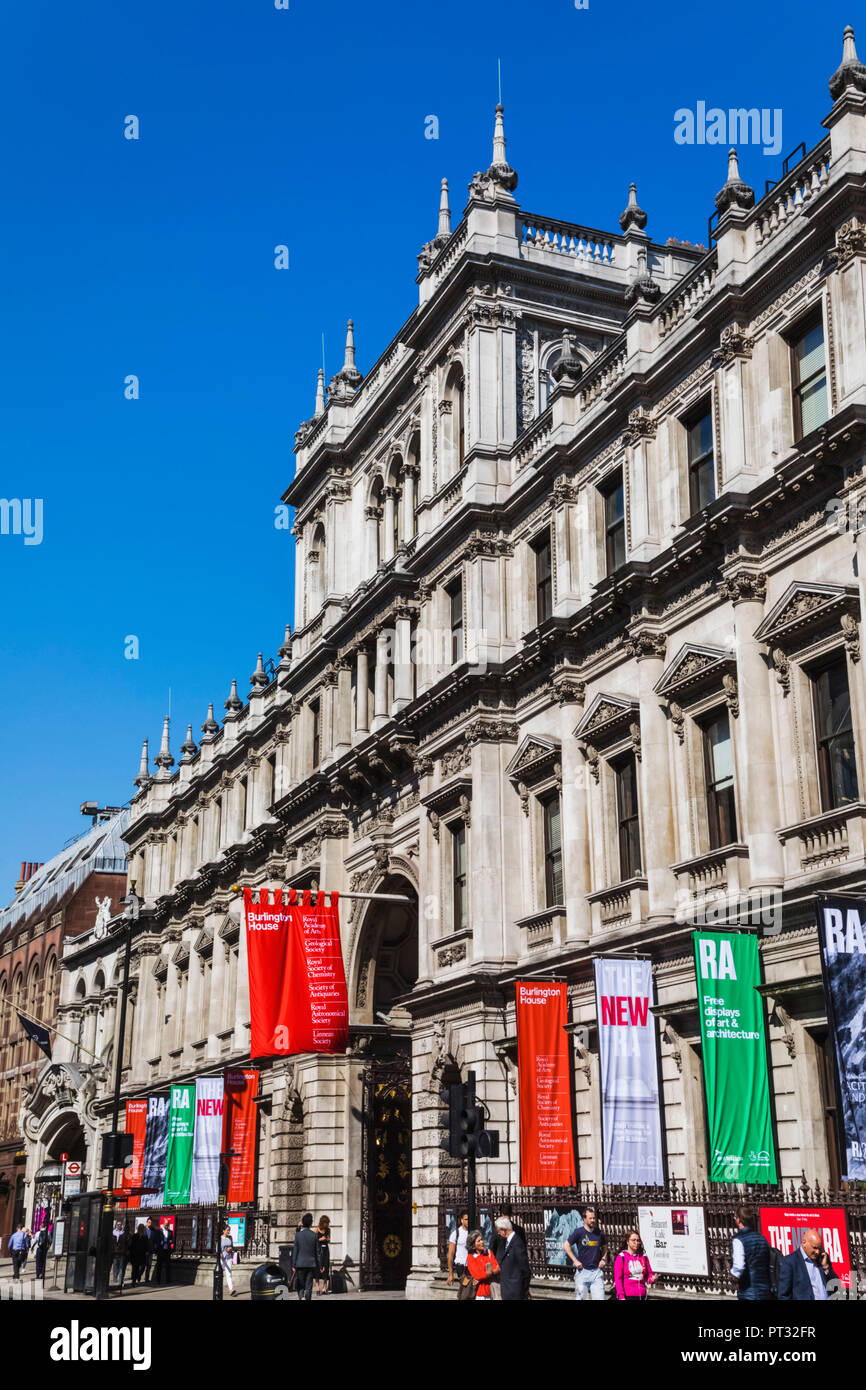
[0,1256,404,1301]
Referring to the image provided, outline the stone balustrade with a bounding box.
[754,139,832,252]
[658,256,717,340]
[521,215,619,267]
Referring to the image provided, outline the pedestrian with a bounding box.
[20,1228,33,1270]
[7,1224,30,1279]
[447,1211,470,1288]
[466,1230,500,1300]
[490,1202,527,1261]
[111,1221,127,1290]
[32,1226,49,1281]
[563,1205,608,1301]
[778,1228,836,1301]
[614,1230,655,1301]
[315,1215,331,1295]
[155,1220,173,1284]
[130,1224,147,1285]
[495,1217,532,1301]
[730,1204,773,1301]
[220,1224,237,1296]
[291,1212,319,1301]
[143,1216,158,1283]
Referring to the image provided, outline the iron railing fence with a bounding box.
[115,1205,271,1260]
[439,1179,866,1295]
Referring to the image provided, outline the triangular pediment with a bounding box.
[573,692,639,742]
[194,925,214,957]
[654,643,735,700]
[753,581,858,648]
[505,734,561,782]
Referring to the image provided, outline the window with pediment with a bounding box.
[754,581,861,823]
[506,735,563,909]
[574,695,643,889]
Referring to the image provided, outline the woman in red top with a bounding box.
[466,1231,500,1300]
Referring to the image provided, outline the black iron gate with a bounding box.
[360,1056,412,1290]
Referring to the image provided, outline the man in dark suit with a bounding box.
[490,1204,527,1261]
[292,1212,320,1301]
[495,1218,531,1300]
[778,1229,835,1301]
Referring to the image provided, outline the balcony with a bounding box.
[514,905,567,953]
[778,802,866,878]
[586,877,648,933]
[672,844,751,919]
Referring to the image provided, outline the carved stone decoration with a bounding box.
[718,568,767,605]
[722,673,740,719]
[516,327,535,434]
[669,701,686,745]
[772,648,791,696]
[713,323,753,366]
[827,219,866,269]
[517,781,530,816]
[552,668,586,706]
[662,1022,683,1074]
[629,722,642,762]
[437,943,467,969]
[623,405,657,445]
[429,811,440,842]
[842,611,861,663]
[552,475,580,506]
[582,743,600,783]
[626,628,667,662]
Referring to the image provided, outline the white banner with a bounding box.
[594,957,664,1184]
[189,1075,225,1204]
[638,1204,709,1276]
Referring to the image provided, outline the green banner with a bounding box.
[693,932,777,1184]
[163,1083,195,1204]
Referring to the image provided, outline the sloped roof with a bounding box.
[0,808,129,936]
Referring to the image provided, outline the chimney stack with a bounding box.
[14,860,41,894]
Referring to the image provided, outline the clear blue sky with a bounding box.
[0,0,853,891]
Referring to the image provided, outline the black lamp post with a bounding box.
[94,883,141,1299]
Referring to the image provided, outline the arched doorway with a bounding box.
[352,873,417,1291]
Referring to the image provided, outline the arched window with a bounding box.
[441,365,466,479]
[0,975,8,1075]
[44,955,58,1019]
[75,977,86,1056]
[368,476,384,572]
[307,523,326,618]
[25,963,40,1059]
[93,972,106,1059]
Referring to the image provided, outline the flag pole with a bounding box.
[16,1007,103,1065]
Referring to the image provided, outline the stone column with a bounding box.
[722,565,783,886]
[393,612,413,713]
[334,663,352,755]
[629,627,677,920]
[401,465,417,538]
[383,488,397,562]
[555,671,591,941]
[355,647,370,734]
[372,629,390,732]
[364,505,379,574]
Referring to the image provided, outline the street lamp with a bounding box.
[94,883,141,1299]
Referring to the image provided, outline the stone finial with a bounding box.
[315,368,325,417]
[200,702,220,740]
[484,103,518,192]
[550,330,583,384]
[438,178,451,239]
[829,25,866,99]
[714,148,755,215]
[327,319,363,401]
[134,737,150,788]
[278,624,293,661]
[224,678,243,713]
[619,182,648,233]
[250,652,268,690]
[625,246,661,306]
[154,716,174,775]
[180,724,197,761]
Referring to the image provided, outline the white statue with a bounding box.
[94,896,112,936]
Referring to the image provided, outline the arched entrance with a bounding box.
[352,873,417,1291]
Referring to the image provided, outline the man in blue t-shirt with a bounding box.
[563,1206,608,1301]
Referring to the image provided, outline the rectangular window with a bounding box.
[541,793,564,907]
[310,700,321,768]
[451,822,467,929]
[449,580,464,664]
[791,313,828,439]
[812,655,859,810]
[214,798,223,850]
[613,753,642,880]
[533,534,553,625]
[601,472,626,574]
[240,776,248,830]
[686,403,715,512]
[701,710,738,849]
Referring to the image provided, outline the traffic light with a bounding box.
[459,1100,483,1158]
[438,1081,466,1159]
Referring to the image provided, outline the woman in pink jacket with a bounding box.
[614,1230,656,1301]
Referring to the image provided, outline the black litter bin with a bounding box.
[250,1263,290,1300]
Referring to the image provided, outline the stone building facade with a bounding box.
[23,26,866,1296]
[1,810,127,1248]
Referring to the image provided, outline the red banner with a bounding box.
[515,981,576,1186]
[119,1098,148,1208]
[760,1205,852,1288]
[223,1069,259,1205]
[244,887,349,1059]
